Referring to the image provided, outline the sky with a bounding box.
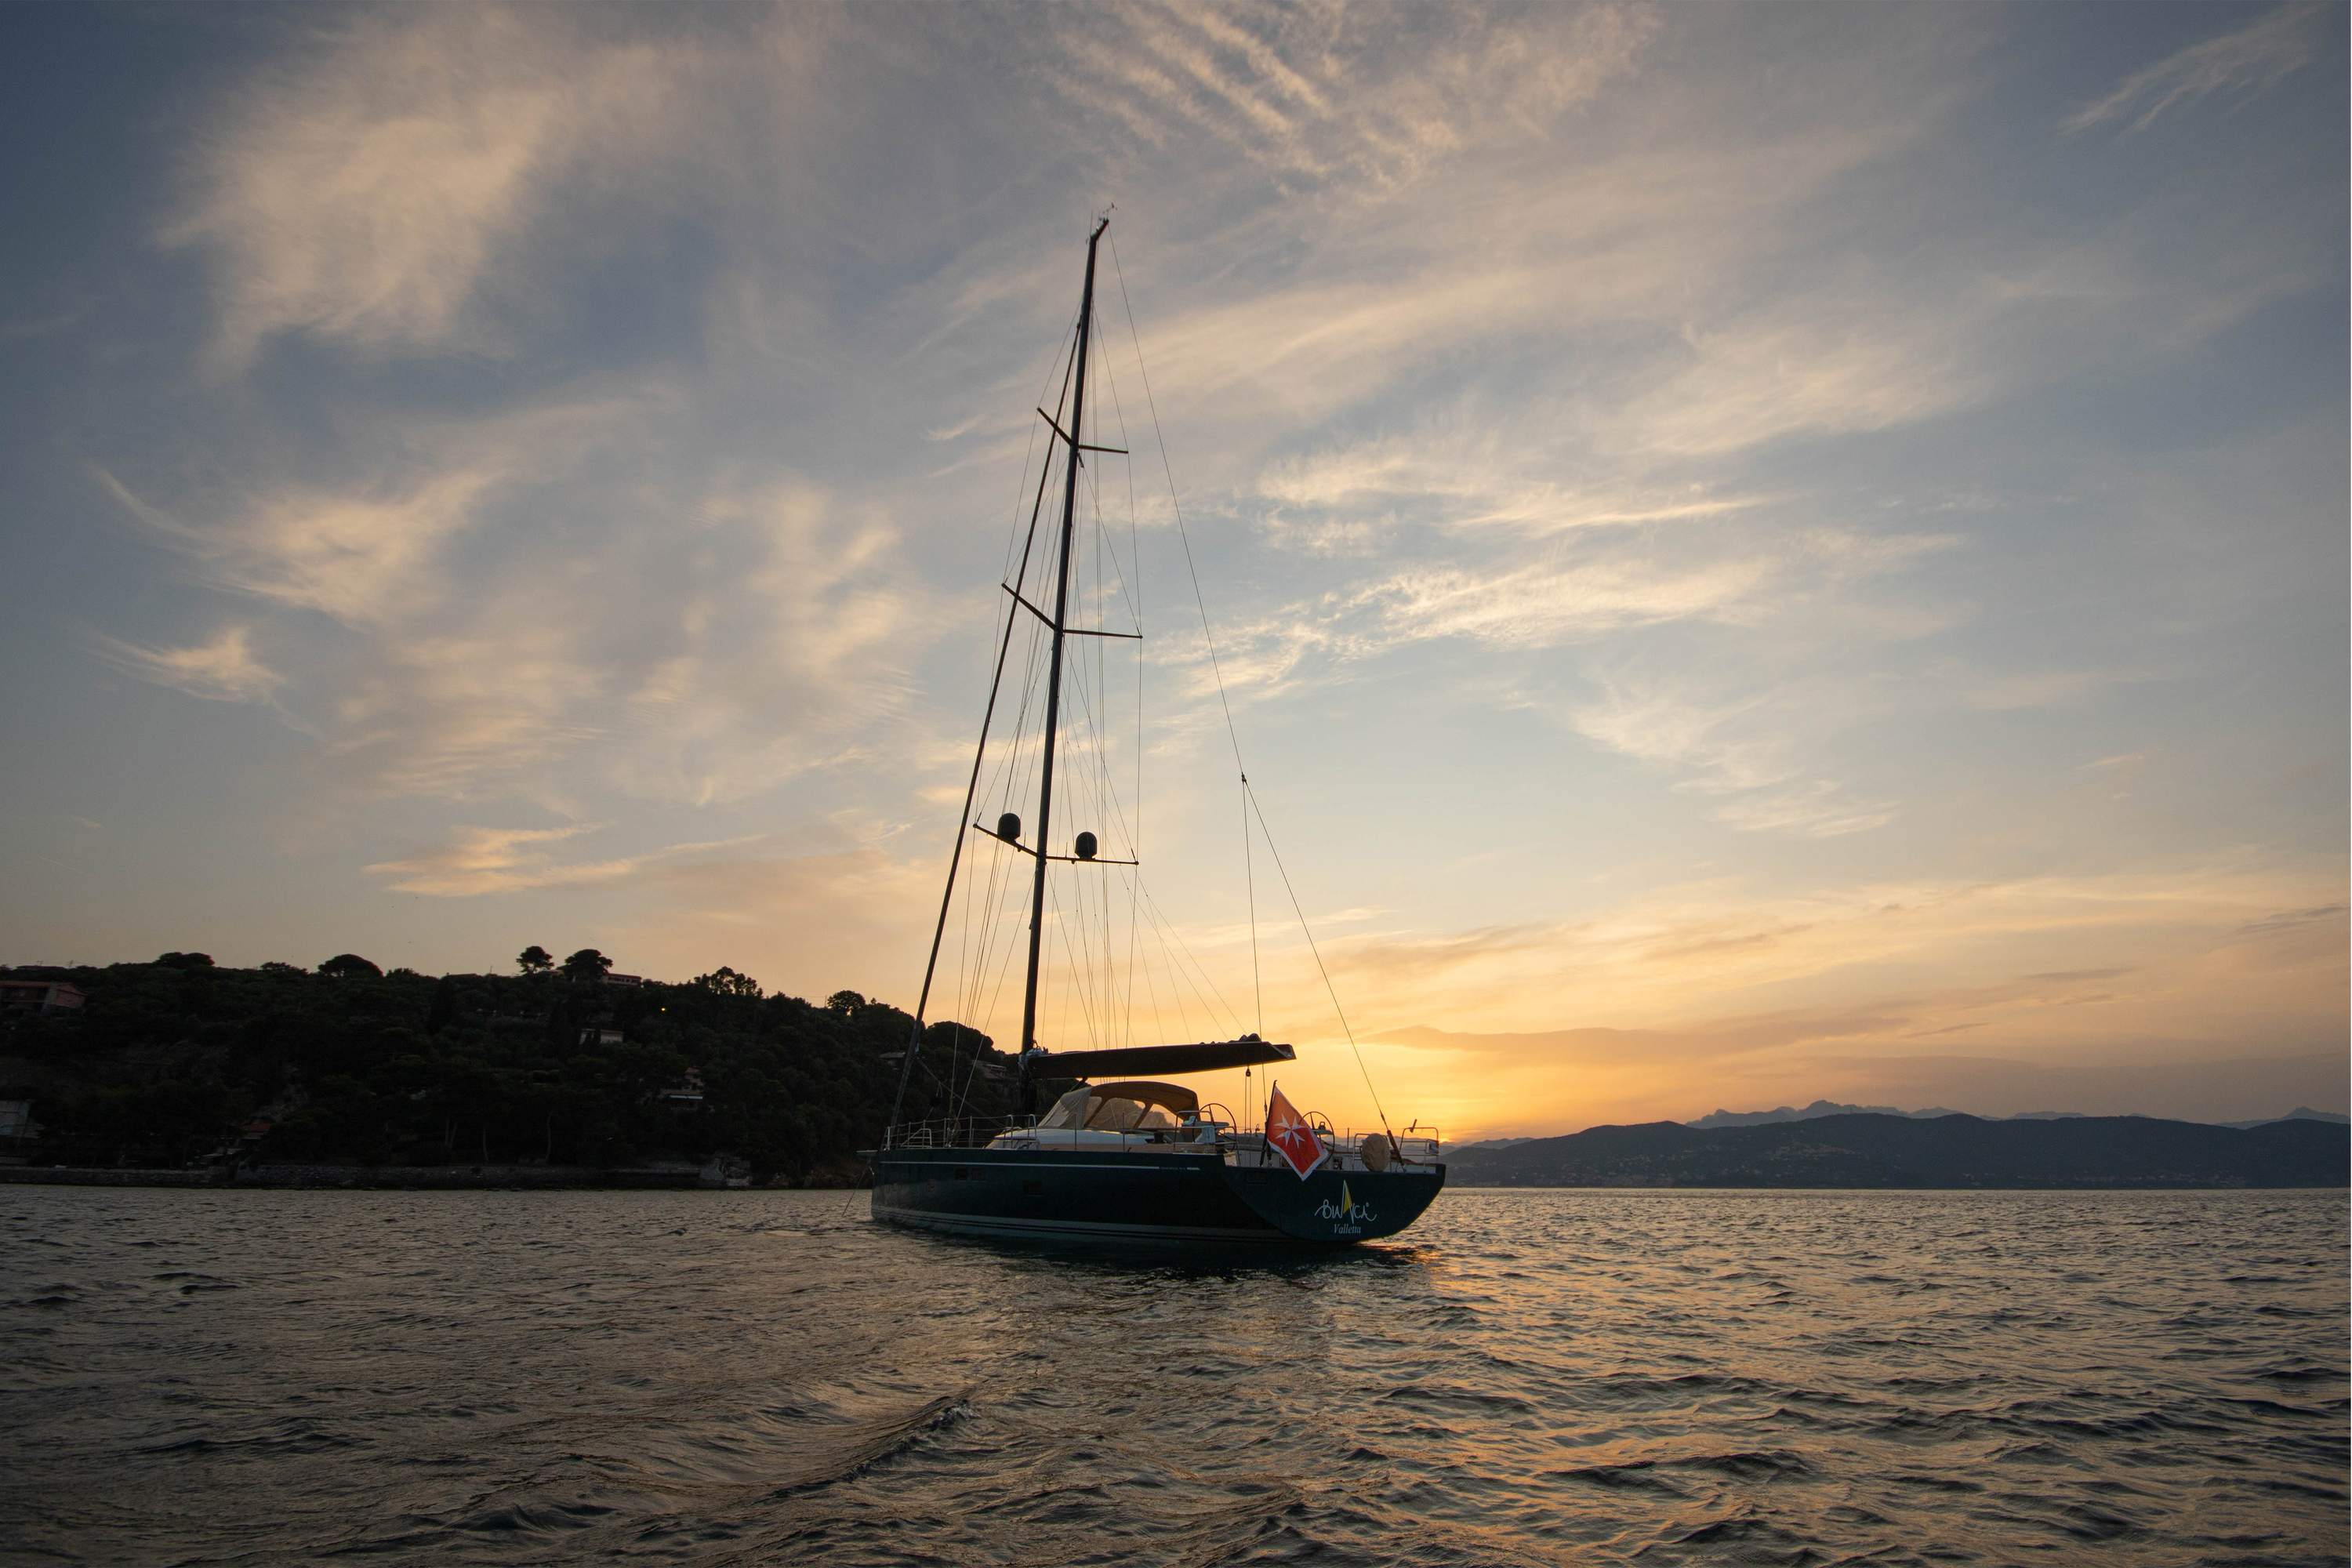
[1,2,2343,1138]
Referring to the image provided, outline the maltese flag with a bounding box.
[1263,1083,1327,1180]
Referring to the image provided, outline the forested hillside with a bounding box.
[0,951,1018,1183]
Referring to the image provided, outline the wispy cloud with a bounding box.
[94,393,920,807]
[158,6,860,368]
[1373,551,1770,649]
[2063,4,2324,136]
[1568,673,1894,838]
[1256,427,1766,538]
[1044,3,1660,193]
[93,625,282,704]
[1324,858,2349,1072]
[365,823,768,897]
[1964,668,2134,712]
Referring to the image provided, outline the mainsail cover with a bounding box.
[1022,1038,1295,1080]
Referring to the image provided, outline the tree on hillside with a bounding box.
[155,952,215,970]
[319,953,382,980]
[694,967,762,998]
[517,946,553,975]
[562,948,613,984]
[426,975,459,1034]
[826,989,865,1013]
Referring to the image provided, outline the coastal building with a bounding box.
[0,980,84,1014]
[602,973,643,989]
[579,1026,624,1047]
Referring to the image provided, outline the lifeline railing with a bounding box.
[883,1113,1443,1167]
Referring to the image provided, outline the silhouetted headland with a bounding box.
[1448,1113,2349,1189]
[0,951,1019,1188]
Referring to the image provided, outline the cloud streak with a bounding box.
[93,625,282,704]
[2063,5,2324,136]
[164,9,741,365]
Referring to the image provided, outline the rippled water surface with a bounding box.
[3,1188,2345,1566]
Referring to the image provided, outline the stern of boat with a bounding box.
[1219,1158,1445,1243]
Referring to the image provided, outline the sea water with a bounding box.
[2,1187,2344,1565]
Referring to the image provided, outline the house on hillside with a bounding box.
[0,980,83,1014]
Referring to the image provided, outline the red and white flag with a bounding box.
[1264,1083,1327,1180]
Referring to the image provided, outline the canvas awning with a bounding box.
[1037,1080,1200,1130]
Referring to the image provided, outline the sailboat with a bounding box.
[869,217,1446,1247]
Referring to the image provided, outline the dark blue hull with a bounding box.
[871,1145,1444,1247]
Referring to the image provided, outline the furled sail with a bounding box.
[1022,1038,1295,1080]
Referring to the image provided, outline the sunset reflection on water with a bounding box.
[4,1186,2344,1565]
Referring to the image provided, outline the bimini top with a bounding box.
[1022,1036,1295,1080]
[1037,1080,1199,1131]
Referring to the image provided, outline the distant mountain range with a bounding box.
[1445,1112,2347,1189]
[1682,1100,2349,1131]
[2220,1107,2352,1131]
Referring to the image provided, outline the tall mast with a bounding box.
[1022,216,1108,1060]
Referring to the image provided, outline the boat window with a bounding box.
[1086,1097,1145,1130]
[1136,1105,1178,1129]
[1038,1086,1092,1130]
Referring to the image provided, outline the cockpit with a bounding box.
[989,1080,1226,1149]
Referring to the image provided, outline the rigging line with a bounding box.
[1148,908,1225,1039]
[1135,879,1247,1038]
[1131,885,1171,1047]
[1114,336,1145,1054]
[959,816,1007,1027]
[945,771,984,1114]
[1108,234,1245,783]
[1058,307,1148,1047]
[1244,786,1262,1036]
[1046,858,1109,1054]
[954,830,1022,1118]
[1061,625,1138,858]
[1108,233,1266,1042]
[1245,778,1396,1144]
[999,324,1080,593]
[985,616,1050,828]
[1085,405,1114,1029]
[1114,862,1207,1039]
[1133,881,1205,1044]
[1051,877,1106,1056]
[1090,299,1149,1073]
[887,321,1080,1135]
[975,410,1076,841]
[982,611,1053,885]
[961,871,1033,1113]
[1085,325,1145,637]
